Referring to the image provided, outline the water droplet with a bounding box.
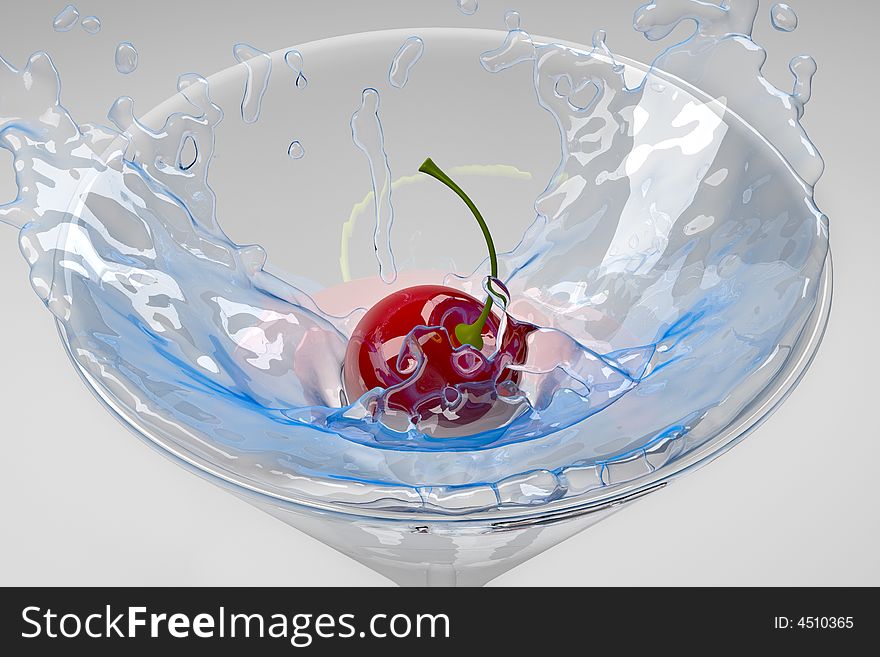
[592,29,607,48]
[504,10,521,30]
[770,3,798,32]
[389,36,424,89]
[457,0,478,16]
[287,140,305,159]
[790,54,816,115]
[284,49,308,89]
[81,15,101,34]
[115,42,138,75]
[53,4,79,32]
[233,43,272,124]
[178,136,198,170]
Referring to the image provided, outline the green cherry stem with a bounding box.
[418,157,498,350]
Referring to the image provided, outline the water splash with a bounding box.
[632,0,822,185]
[115,42,138,74]
[504,10,521,30]
[1,4,830,506]
[287,140,305,159]
[350,88,397,284]
[457,0,478,16]
[233,43,271,124]
[770,3,798,32]
[53,4,79,32]
[81,15,101,35]
[474,0,828,475]
[389,36,424,89]
[283,49,308,89]
[311,279,654,449]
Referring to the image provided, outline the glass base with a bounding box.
[243,492,627,587]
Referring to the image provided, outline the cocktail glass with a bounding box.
[62,28,831,586]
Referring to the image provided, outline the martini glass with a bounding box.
[62,28,831,586]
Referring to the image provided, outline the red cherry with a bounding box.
[343,285,533,431]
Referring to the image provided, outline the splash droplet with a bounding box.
[591,28,619,70]
[115,42,138,75]
[284,49,308,89]
[389,36,424,89]
[457,0,478,16]
[81,15,101,34]
[770,3,798,32]
[504,10,521,30]
[52,4,79,32]
[287,140,305,159]
[790,54,817,117]
[480,28,536,73]
[351,88,397,283]
[233,43,272,124]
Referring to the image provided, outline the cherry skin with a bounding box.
[343,284,532,431]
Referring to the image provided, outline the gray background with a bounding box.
[1,0,877,586]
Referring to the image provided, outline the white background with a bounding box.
[1,0,877,586]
